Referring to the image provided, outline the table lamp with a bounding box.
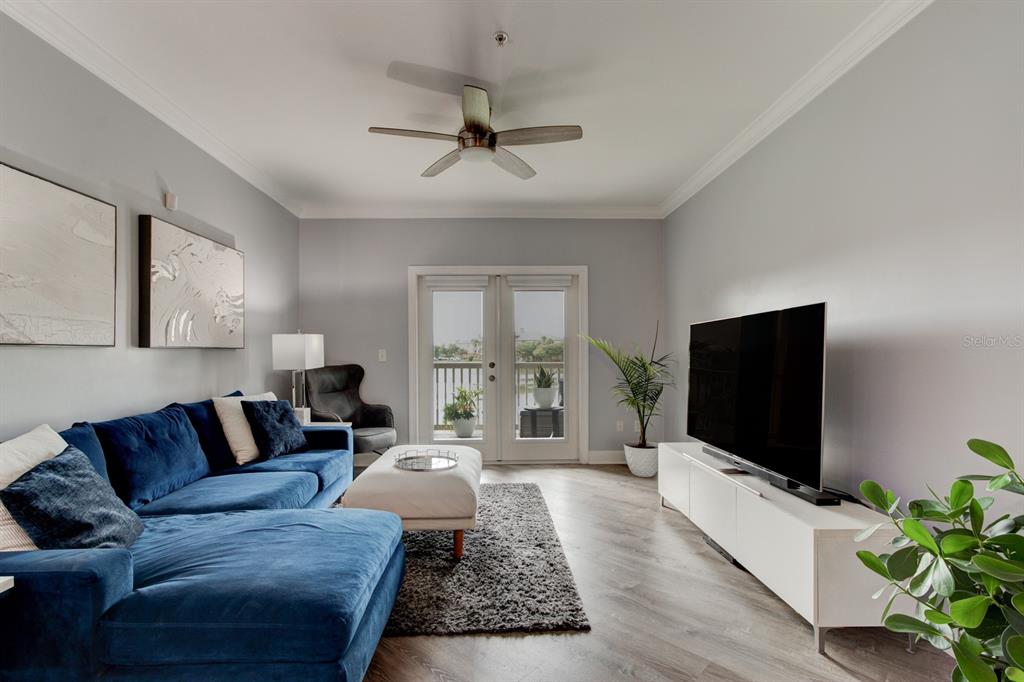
[272,332,324,425]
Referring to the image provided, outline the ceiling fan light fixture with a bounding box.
[369,85,581,179]
[459,145,494,163]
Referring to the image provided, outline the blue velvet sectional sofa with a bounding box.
[0,395,405,681]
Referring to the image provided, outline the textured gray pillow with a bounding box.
[0,445,143,549]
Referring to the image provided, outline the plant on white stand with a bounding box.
[533,366,556,408]
[585,323,674,477]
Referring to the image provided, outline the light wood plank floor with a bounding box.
[366,465,953,682]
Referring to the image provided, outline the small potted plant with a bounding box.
[444,387,482,438]
[585,324,673,477]
[533,366,556,408]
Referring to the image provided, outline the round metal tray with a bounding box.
[393,448,460,472]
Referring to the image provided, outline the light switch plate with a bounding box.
[378,348,387,362]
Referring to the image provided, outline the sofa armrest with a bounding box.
[303,423,352,452]
[360,403,394,428]
[0,548,133,681]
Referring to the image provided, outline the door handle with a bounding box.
[488,375,496,382]
[488,361,495,369]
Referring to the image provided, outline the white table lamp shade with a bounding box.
[272,334,325,370]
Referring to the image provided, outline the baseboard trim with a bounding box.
[361,450,626,466]
[488,459,581,466]
[587,449,626,465]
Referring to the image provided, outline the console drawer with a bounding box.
[688,465,737,554]
[658,446,690,515]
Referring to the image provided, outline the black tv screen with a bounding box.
[687,303,826,490]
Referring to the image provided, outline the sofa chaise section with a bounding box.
[97,509,403,680]
[0,508,403,681]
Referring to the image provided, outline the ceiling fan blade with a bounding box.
[495,125,583,146]
[368,127,458,142]
[386,61,499,99]
[421,149,461,177]
[462,85,491,133]
[492,147,536,180]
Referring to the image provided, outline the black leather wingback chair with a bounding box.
[305,364,397,454]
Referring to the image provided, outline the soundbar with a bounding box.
[701,445,840,506]
[771,478,840,506]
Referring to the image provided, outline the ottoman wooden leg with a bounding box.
[453,530,464,559]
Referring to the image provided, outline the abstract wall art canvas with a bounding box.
[0,163,117,346]
[140,216,244,348]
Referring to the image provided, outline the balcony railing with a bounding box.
[432,360,564,429]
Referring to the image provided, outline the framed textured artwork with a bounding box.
[0,163,117,346]
[139,215,244,348]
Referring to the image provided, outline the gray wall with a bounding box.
[0,14,299,439]
[663,0,1024,501]
[299,218,664,452]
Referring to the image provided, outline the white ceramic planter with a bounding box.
[453,417,477,438]
[624,444,658,477]
[533,387,556,409]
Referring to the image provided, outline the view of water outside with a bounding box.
[431,290,565,436]
[513,290,565,440]
[432,291,481,434]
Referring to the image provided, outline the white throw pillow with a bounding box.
[213,392,277,464]
[0,424,68,551]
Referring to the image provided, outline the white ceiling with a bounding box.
[4,0,931,218]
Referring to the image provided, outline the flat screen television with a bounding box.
[687,302,826,491]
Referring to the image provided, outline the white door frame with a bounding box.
[408,265,590,463]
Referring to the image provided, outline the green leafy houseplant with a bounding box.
[856,439,1024,682]
[584,325,673,449]
[534,366,554,389]
[443,387,481,424]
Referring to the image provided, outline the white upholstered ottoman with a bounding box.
[341,445,482,558]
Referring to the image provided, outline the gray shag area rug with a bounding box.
[384,482,590,636]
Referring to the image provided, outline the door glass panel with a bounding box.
[432,291,484,439]
[513,290,565,440]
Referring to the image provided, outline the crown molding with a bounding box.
[3,0,931,222]
[299,203,664,220]
[657,0,934,219]
[0,0,304,217]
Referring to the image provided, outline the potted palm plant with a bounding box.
[444,387,481,438]
[533,366,556,408]
[585,325,673,477]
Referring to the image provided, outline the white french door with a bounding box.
[410,268,585,463]
[498,275,579,461]
[415,275,499,461]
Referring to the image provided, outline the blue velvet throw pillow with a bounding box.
[58,422,109,481]
[241,400,307,459]
[94,405,210,509]
[173,390,244,472]
[0,446,143,550]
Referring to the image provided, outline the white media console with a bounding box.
[658,441,899,653]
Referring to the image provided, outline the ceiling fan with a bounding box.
[369,85,582,180]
